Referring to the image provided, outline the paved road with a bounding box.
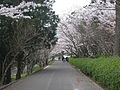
[5,61,104,90]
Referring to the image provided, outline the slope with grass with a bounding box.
[69,57,120,90]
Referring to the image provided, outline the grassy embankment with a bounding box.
[69,56,120,90]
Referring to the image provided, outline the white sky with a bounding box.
[53,0,91,16]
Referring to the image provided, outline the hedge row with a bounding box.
[69,57,120,90]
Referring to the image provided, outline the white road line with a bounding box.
[44,66,50,69]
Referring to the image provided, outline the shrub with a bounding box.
[69,57,120,90]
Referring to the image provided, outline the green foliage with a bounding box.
[0,0,22,6]
[32,65,41,73]
[11,73,27,81]
[11,76,16,81]
[0,0,42,6]
[0,0,59,85]
[23,0,59,49]
[69,57,120,90]
[94,54,108,58]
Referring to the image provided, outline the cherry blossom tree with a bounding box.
[53,0,115,57]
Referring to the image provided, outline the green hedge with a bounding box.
[69,57,120,90]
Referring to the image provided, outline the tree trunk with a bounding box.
[45,59,48,65]
[3,66,11,85]
[113,0,120,56]
[2,53,13,85]
[42,61,45,67]
[16,51,24,79]
[0,62,2,80]
[16,61,21,80]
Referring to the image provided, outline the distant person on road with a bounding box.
[66,57,69,62]
[62,56,65,62]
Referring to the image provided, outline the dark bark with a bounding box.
[2,53,13,85]
[80,45,89,57]
[91,0,97,3]
[16,51,24,80]
[45,59,48,65]
[113,0,120,56]
[102,0,106,3]
[42,61,45,67]
[0,62,2,80]
[3,66,11,85]
[16,61,22,80]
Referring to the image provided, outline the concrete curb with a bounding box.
[0,80,18,90]
[0,70,42,90]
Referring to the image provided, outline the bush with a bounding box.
[69,57,120,90]
[32,65,41,73]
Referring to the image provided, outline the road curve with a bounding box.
[5,61,104,90]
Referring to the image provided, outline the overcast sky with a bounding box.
[53,0,91,16]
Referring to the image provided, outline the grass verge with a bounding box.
[69,57,120,90]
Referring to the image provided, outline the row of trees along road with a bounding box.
[56,0,120,58]
[0,0,59,85]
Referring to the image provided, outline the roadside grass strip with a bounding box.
[69,57,120,90]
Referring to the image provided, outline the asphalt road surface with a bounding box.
[5,61,104,90]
